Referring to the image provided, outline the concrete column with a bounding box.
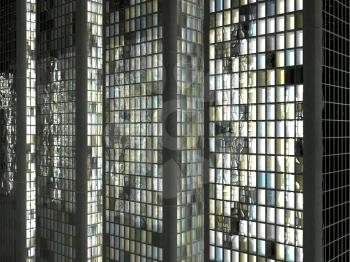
[76,0,88,260]
[303,0,323,261]
[15,0,27,260]
[162,1,178,261]
[203,0,210,261]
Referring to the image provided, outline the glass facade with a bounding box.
[208,0,304,261]
[0,0,36,260]
[36,0,77,260]
[26,0,37,260]
[322,1,350,261]
[1,1,350,261]
[0,0,16,197]
[87,0,104,260]
[0,0,16,260]
[36,0,103,260]
[176,0,204,260]
[105,0,164,260]
[104,0,204,260]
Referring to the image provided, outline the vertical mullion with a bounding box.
[204,0,210,260]
[76,0,88,259]
[15,0,27,260]
[162,1,178,261]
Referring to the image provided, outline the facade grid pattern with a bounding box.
[26,0,37,259]
[87,0,104,260]
[1,0,350,261]
[0,0,17,260]
[36,0,77,260]
[176,0,205,260]
[322,0,350,261]
[104,0,164,260]
[208,0,304,261]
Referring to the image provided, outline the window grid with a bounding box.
[104,0,164,260]
[87,0,104,261]
[322,1,350,261]
[26,0,37,260]
[36,0,77,260]
[2,1,350,261]
[177,0,205,260]
[0,0,17,260]
[209,0,304,261]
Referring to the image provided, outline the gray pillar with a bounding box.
[162,1,178,261]
[76,0,88,260]
[102,1,107,261]
[15,0,27,261]
[303,0,323,261]
[203,0,210,261]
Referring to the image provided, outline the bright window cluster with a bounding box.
[26,0,37,259]
[208,0,304,261]
[0,74,15,196]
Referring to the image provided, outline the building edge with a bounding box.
[203,0,210,261]
[162,0,178,261]
[303,0,323,261]
[76,0,88,260]
[102,0,107,261]
[15,0,27,260]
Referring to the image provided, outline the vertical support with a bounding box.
[76,0,88,260]
[203,0,210,261]
[102,1,107,260]
[162,1,178,261]
[303,0,323,261]
[15,0,27,261]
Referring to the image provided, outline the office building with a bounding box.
[36,0,103,261]
[0,0,348,262]
[104,0,204,261]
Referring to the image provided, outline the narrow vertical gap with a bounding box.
[203,0,210,261]
[75,0,88,260]
[303,0,323,261]
[15,0,27,260]
[162,0,178,261]
[102,1,107,261]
